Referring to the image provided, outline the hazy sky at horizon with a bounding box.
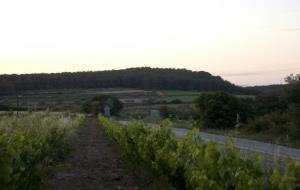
[1,0,300,86]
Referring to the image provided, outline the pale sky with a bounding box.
[0,0,300,86]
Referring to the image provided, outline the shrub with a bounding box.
[244,112,293,135]
[159,105,196,120]
[0,104,10,111]
[252,95,288,117]
[195,92,251,129]
[81,95,123,116]
[170,99,183,104]
[159,105,176,119]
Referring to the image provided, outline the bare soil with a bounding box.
[45,117,141,190]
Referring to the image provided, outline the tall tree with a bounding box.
[195,92,251,129]
[285,74,300,133]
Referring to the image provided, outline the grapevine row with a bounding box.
[0,112,85,190]
[99,116,300,190]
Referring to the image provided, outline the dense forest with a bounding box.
[0,67,253,95]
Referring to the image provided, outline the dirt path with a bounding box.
[46,117,139,190]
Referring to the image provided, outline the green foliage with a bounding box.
[244,112,292,135]
[159,105,196,120]
[169,99,183,104]
[195,92,251,129]
[285,74,300,105]
[98,116,300,190]
[252,95,288,117]
[285,74,300,134]
[81,95,123,116]
[244,73,300,138]
[270,159,300,190]
[0,104,10,111]
[246,85,285,95]
[0,112,85,190]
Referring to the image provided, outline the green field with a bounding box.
[0,89,154,111]
[0,89,254,117]
[160,90,255,102]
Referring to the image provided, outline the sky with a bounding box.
[0,0,300,86]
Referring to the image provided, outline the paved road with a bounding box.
[119,121,300,162]
[0,97,8,103]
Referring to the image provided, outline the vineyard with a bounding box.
[1,112,299,190]
[0,112,85,190]
[99,115,300,190]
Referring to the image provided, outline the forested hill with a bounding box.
[0,67,253,95]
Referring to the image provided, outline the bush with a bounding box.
[159,105,196,120]
[170,99,183,104]
[195,92,251,129]
[244,112,300,138]
[244,112,291,133]
[81,95,123,116]
[0,104,10,111]
[160,105,175,119]
[252,95,288,117]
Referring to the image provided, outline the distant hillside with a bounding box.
[245,84,285,95]
[0,67,253,95]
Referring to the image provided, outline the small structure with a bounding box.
[150,109,160,118]
[104,105,111,117]
[235,113,240,129]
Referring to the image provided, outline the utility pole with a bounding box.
[234,113,240,135]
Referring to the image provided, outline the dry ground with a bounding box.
[45,117,141,190]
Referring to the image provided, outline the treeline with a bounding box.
[192,74,300,141]
[245,84,285,95]
[0,67,253,95]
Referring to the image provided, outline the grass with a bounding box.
[160,90,255,103]
[0,88,254,120]
[133,103,193,109]
[160,90,201,96]
[159,90,201,103]
[0,88,154,112]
